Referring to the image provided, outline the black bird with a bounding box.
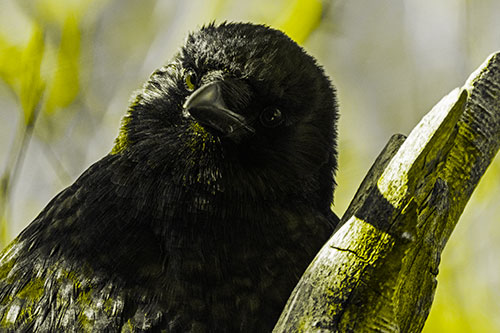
[0,22,339,332]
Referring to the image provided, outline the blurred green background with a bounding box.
[0,0,499,331]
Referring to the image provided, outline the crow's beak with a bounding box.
[183,81,255,142]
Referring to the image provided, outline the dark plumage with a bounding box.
[0,22,339,332]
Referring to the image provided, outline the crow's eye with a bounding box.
[184,69,197,92]
[260,107,284,128]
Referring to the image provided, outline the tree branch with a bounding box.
[274,51,500,332]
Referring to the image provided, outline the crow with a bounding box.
[0,22,339,332]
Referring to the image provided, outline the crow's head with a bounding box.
[113,22,338,211]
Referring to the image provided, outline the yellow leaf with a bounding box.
[18,24,45,124]
[0,215,8,249]
[0,36,23,92]
[274,0,323,44]
[44,14,81,114]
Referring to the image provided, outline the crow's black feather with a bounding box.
[0,22,339,332]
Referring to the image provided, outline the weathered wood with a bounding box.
[338,133,406,229]
[273,51,500,332]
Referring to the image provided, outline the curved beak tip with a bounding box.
[182,81,255,141]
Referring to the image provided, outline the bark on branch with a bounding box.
[274,51,500,332]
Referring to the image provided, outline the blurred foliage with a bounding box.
[0,23,45,245]
[0,24,45,123]
[275,0,323,44]
[0,0,90,244]
[0,0,499,332]
[44,15,81,115]
[18,0,96,25]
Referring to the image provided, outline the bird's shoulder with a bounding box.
[0,154,173,331]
